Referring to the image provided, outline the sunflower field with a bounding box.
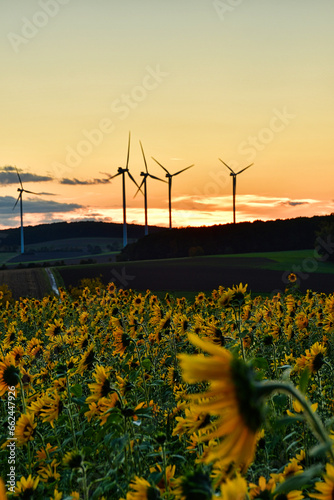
[1,279,334,499]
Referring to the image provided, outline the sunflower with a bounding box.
[76,344,95,374]
[120,476,161,500]
[35,442,58,462]
[288,273,297,283]
[0,478,7,500]
[86,365,115,403]
[0,354,20,396]
[45,319,63,338]
[159,312,172,331]
[172,470,212,500]
[249,475,276,499]
[273,491,304,500]
[63,450,84,469]
[9,345,25,365]
[172,406,210,438]
[133,294,145,309]
[323,313,334,333]
[310,462,334,499]
[15,412,37,446]
[220,473,248,500]
[218,289,234,308]
[39,392,63,428]
[286,398,318,417]
[231,283,248,305]
[194,292,206,305]
[37,459,60,482]
[26,337,43,358]
[14,475,39,498]
[74,333,89,351]
[306,342,327,373]
[295,312,308,331]
[149,464,176,493]
[3,323,17,347]
[50,489,63,500]
[113,328,132,356]
[178,334,264,470]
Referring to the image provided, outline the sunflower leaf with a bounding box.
[273,464,323,495]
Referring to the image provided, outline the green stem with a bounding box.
[18,376,26,414]
[65,372,77,448]
[257,381,334,461]
[162,442,168,496]
[272,343,278,379]
[131,339,149,403]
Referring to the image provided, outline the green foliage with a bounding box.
[69,276,105,298]
[0,283,13,305]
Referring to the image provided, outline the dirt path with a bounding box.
[0,268,50,300]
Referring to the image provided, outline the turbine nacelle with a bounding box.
[219,158,254,224]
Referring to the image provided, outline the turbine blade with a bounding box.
[99,171,112,180]
[139,141,148,173]
[236,163,254,175]
[126,131,131,169]
[15,167,23,188]
[172,164,194,176]
[22,189,42,195]
[134,178,145,198]
[152,157,169,174]
[148,173,166,182]
[127,170,141,190]
[13,193,21,210]
[110,171,123,180]
[219,159,235,174]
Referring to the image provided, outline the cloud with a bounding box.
[0,196,83,215]
[60,176,110,185]
[0,166,53,184]
[280,200,310,207]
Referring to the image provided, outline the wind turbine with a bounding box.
[152,158,194,230]
[13,167,43,254]
[107,132,141,248]
[219,159,253,224]
[134,142,166,236]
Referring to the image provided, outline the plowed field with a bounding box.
[0,268,51,300]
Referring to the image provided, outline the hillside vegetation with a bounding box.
[120,214,334,261]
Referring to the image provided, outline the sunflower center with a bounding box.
[101,378,111,397]
[122,333,131,347]
[68,454,82,469]
[85,349,95,367]
[3,364,20,386]
[255,491,271,500]
[21,488,35,500]
[231,358,264,433]
[147,487,161,500]
[313,353,324,371]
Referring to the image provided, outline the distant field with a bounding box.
[25,236,131,251]
[1,249,333,298]
[0,236,128,267]
[57,249,334,295]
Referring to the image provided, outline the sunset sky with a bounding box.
[1,1,333,231]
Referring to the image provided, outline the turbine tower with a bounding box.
[219,159,253,224]
[107,133,141,248]
[13,168,43,254]
[152,158,194,230]
[134,141,166,236]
